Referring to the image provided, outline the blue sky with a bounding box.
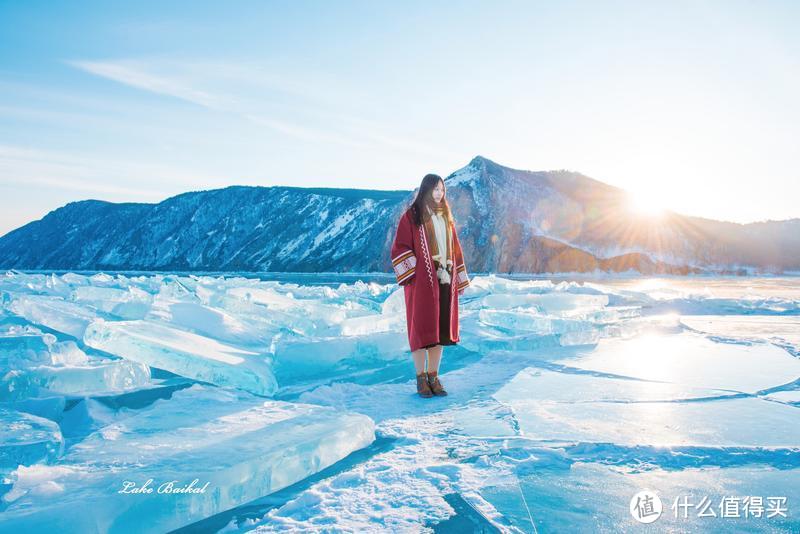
[1,0,798,236]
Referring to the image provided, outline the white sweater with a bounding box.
[430,209,452,283]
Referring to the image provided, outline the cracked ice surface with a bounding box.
[1,271,799,532]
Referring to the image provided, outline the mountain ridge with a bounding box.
[2,156,798,274]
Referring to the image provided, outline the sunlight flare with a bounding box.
[627,189,667,217]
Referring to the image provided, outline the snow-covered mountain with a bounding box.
[0,186,411,272]
[448,156,800,274]
[1,156,798,274]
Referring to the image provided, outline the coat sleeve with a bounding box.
[390,210,417,286]
[452,222,471,294]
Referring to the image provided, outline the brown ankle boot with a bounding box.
[416,372,433,398]
[426,370,448,396]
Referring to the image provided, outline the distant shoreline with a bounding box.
[6,269,800,284]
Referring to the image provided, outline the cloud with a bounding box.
[66,57,460,159]
[68,60,231,109]
[0,144,218,199]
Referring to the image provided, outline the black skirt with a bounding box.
[421,277,457,349]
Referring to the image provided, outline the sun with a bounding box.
[627,189,667,217]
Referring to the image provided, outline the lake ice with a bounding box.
[1,272,798,532]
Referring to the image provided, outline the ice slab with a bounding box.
[213,293,319,337]
[3,295,100,339]
[1,395,66,423]
[477,307,639,335]
[1,384,375,533]
[681,315,800,353]
[336,310,405,336]
[0,408,64,471]
[0,326,55,369]
[47,340,91,366]
[218,285,381,339]
[58,398,139,442]
[458,312,672,354]
[0,272,72,298]
[60,273,90,286]
[271,331,410,385]
[145,300,273,346]
[83,319,277,396]
[226,286,351,323]
[0,359,151,401]
[1,327,90,370]
[480,292,609,314]
[70,285,153,320]
[555,331,800,393]
[492,367,800,448]
[458,314,564,353]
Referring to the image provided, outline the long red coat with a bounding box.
[390,207,471,351]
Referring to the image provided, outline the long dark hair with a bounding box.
[409,173,454,227]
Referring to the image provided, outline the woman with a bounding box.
[390,173,471,398]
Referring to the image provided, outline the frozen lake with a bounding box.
[1,271,798,532]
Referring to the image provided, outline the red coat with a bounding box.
[390,208,471,351]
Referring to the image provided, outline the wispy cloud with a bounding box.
[0,144,219,199]
[67,57,461,159]
[68,60,232,109]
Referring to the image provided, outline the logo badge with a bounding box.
[630,490,662,524]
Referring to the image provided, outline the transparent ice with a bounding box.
[1,271,798,532]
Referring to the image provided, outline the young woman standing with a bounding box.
[390,173,471,398]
